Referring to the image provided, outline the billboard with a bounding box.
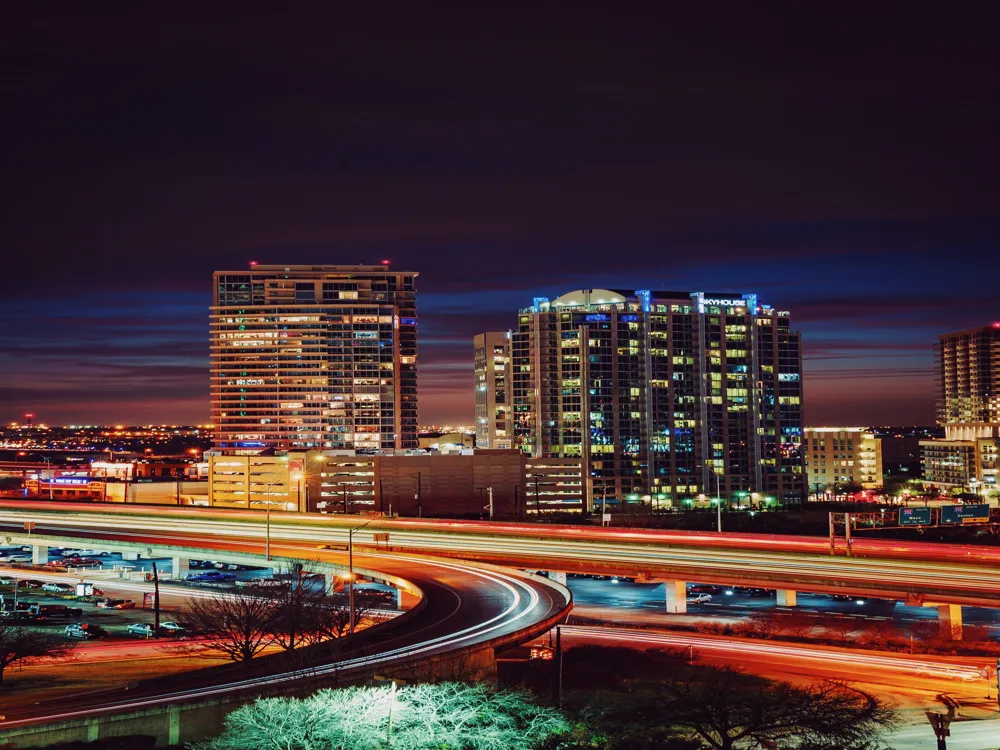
[940,504,991,525]
[899,507,932,526]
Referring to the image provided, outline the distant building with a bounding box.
[803,428,883,495]
[512,288,804,504]
[473,332,513,449]
[417,432,474,451]
[210,263,419,454]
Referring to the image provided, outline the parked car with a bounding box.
[0,553,31,563]
[46,559,70,567]
[29,603,83,618]
[159,621,190,633]
[212,562,242,570]
[186,571,235,582]
[18,579,44,589]
[65,623,109,640]
[97,599,135,610]
[0,576,17,586]
[61,549,111,557]
[42,582,75,593]
[64,557,103,569]
[126,623,157,637]
[687,593,713,604]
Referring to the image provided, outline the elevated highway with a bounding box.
[1,501,998,635]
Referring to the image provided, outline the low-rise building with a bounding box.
[803,427,883,496]
[920,434,999,494]
[207,449,589,518]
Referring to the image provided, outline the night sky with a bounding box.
[2,6,997,427]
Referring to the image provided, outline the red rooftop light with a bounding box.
[381,259,390,265]
[249,260,258,267]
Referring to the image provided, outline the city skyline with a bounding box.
[2,7,998,427]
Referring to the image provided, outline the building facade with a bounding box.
[207,449,588,517]
[473,332,513,449]
[937,324,1000,432]
[512,289,804,504]
[803,427,883,494]
[920,437,999,493]
[921,324,1000,492]
[210,264,418,453]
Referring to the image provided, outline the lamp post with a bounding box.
[32,454,53,500]
[257,480,282,561]
[700,466,722,533]
[347,519,375,636]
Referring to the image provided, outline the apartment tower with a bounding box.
[211,263,418,452]
[473,331,513,449]
[512,289,804,503]
[936,324,1000,439]
[919,324,1000,492]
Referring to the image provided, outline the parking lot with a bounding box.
[1,544,400,643]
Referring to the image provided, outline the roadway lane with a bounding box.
[2,506,999,608]
[0,529,570,725]
[552,624,991,692]
[550,625,1000,749]
[2,499,999,565]
[565,577,1000,632]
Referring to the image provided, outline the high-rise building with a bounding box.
[803,427,883,496]
[210,263,418,453]
[473,331,513,449]
[936,324,1000,438]
[512,288,804,504]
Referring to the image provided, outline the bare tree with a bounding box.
[0,621,74,684]
[183,589,280,662]
[738,610,782,639]
[657,667,897,750]
[822,616,861,644]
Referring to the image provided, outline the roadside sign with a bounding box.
[899,507,931,526]
[940,504,991,525]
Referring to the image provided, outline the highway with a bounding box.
[2,503,1000,608]
[0,534,570,725]
[550,625,1000,750]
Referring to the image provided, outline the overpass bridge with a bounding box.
[1,501,997,640]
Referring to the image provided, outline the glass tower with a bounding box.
[211,263,418,452]
[512,288,804,504]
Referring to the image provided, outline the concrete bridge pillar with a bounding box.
[32,545,48,565]
[172,557,190,579]
[938,604,963,640]
[547,571,567,585]
[664,580,687,614]
[395,586,404,610]
[776,589,797,607]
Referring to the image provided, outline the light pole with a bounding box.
[32,454,53,500]
[257,480,282,561]
[704,467,722,532]
[347,519,374,636]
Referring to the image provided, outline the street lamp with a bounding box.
[700,465,723,532]
[251,480,283,561]
[31,454,53,500]
[346,519,375,636]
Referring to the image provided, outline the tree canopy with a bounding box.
[192,683,568,750]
